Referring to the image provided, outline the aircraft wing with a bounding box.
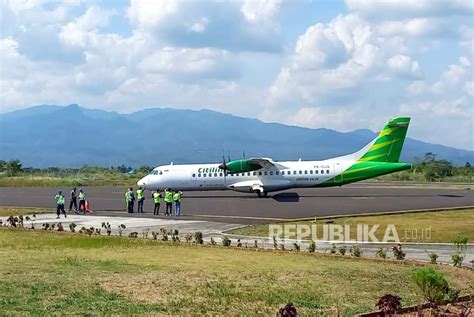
[247,157,275,169]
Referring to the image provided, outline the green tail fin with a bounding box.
[358,117,410,163]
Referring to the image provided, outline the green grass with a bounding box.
[0,174,140,187]
[0,228,473,316]
[0,206,53,217]
[228,210,474,243]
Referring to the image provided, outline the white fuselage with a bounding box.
[137,158,353,194]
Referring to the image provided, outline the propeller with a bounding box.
[219,150,229,182]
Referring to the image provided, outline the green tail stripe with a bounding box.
[359,117,410,163]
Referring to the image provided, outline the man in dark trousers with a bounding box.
[54,190,66,219]
[78,189,86,214]
[164,188,173,216]
[126,187,135,213]
[69,187,78,213]
[152,190,161,215]
[136,187,145,213]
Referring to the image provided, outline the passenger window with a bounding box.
[203,173,207,177]
[310,170,313,174]
[219,173,223,177]
[276,171,279,175]
[293,171,297,175]
[264,171,268,175]
[299,170,302,174]
[315,170,318,174]
[259,172,262,176]
[320,170,324,174]
[270,171,273,175]
[247,172,251,176]
[198,173,201,177]
[214,173,218,177]
[304,170,307,174]
[253,172,257,176]
[326,169,330,174]
[192,173,196,178]
[281,171,285,175]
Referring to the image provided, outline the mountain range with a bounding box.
[0,104,472,167]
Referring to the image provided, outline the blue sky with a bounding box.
[0,0,473,150]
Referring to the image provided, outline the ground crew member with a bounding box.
[164,188,173,216]
[153,190,161,215]
[136,187,145,213]
[78,189,86,214]
[126,187,135,213]
[55,190,66,219]
[69,187,78,213]
[173,190,182,216]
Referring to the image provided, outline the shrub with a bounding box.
[428,251,438,264]
[184,233,193,243]
[376,294,402,314]
[411,268,449,306]
[194,231,203,244]
[392,244,406,260]
[210,237,216,245]
[273,236,278,249]
[446,287,460,303]
[277,302,297,317]
[376,247,387,259]
[337,245,347,256]
[350,246,362,257]
[308,240,316,253]
[254,240,259,249]
[222,236,231,247]
[293,242,300,251]
[452,234,468,253]
[451,253,464,267]
[330,244,337,254]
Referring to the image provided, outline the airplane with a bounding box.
[137,117,412,197]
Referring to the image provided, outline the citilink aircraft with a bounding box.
[137,117,411,197]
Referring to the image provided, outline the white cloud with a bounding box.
[59,6,114,47]
[241,0,282,25]
[387,54,420,78]
[127,0,178,29]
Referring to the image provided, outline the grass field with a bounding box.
[0,206,53,217]
[0,175,140,187]
[227,209,474,243]
[0,228,472,316]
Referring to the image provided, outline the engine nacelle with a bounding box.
[219,159,261,174]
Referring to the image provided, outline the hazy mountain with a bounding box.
[0,104,472,167]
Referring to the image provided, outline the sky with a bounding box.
[0,0,473,150]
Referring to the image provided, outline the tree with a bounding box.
[0,160,6,172]
[6,159,22,176]
[411,268,449,306]
[466,162,471,168]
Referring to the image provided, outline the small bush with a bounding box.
[277,302,297,317]
[376,294,402,314]
[222,236,231,247]
[210,237,216,245]
[194,231,203,244]
[337,245,346,256]
[184,233,193,243]
[254,240,259,248]
[376,247,387,259]
[392,244,406,260]
[293,243,300,252]
[411,268,449,306]
[428,251,438,264]
[350,246,362,257]
[330,244,337,254]
[308,240,316,253]
[273,236,278,249]
[451,253,464,267]
[451,234,468,253]
[446,287,460,303]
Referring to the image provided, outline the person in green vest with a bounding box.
[173,190,183,216]
[153,190,161,215]
[78,189,86,214]
[54,190,66,219]
[164,188,173,216]
[136,187,145,213]
[125,187,135,213]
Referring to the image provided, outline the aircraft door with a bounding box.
[334,163,343,184]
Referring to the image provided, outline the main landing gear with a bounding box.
[255,189,268,198]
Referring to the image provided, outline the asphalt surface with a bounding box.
[1,183,473,224]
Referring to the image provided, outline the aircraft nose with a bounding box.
[137,177,146,189]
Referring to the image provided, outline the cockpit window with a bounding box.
[150,170,163,175]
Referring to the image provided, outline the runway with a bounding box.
[0,183,472,224]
